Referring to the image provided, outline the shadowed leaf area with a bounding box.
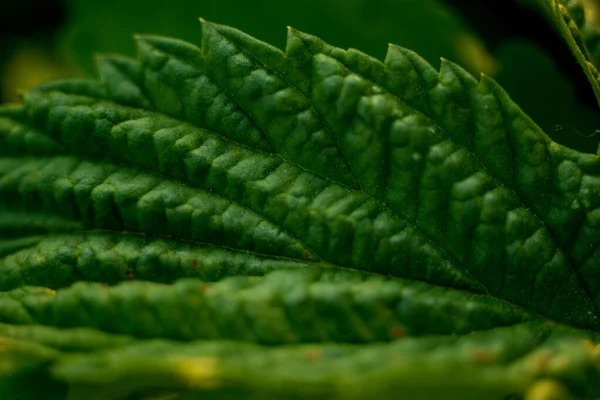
[522,0,600,107]
[1,19,600,400]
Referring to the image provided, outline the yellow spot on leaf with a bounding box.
[174,357,220,388]
[304,347,323,361]
[525,379,572,400]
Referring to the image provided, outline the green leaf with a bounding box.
[46,324,600,399]
[0,269,537,342]
[2,19,600,399]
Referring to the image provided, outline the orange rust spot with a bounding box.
[584,340,598,352]
[100,283,110,289]
[192,259,199,267]
[304,251,313,259]
[202,283,211,292]
[304,348,323,361]
[528,352,552,372]
[388,326,406,339]
[232,151,240,156]
[471,350,494,364]
[126,270,135,280]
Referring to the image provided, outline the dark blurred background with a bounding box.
[1,0,599,152]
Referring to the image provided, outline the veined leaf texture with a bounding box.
[1,15,600,400]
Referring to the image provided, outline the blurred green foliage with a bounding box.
[494,38,600,152]
[2,0,600,152]
[63,0,497,78]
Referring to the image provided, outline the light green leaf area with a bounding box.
[520,0,600,106]
[2,20,600,399]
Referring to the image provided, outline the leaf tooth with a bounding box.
[286,26,386,97]
[200,19,287,73]
[96,54,151,109]
[285,26,325,56]
[476,74,553,213]
[383,44,437,112]
[200,20,360,189]
[284,27,325,95]
[134,34,274,152]
[136,35,204,67]
[27,79,106,100]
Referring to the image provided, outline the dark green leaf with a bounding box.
[2,19,600,400]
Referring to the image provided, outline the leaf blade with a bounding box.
[2,19,600,399]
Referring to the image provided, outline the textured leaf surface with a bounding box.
[4,323,600,400]
[2,19,600,399]
[0,269,537,343]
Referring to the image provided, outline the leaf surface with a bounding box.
[1,20,600,399]
[5,323,600,400]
